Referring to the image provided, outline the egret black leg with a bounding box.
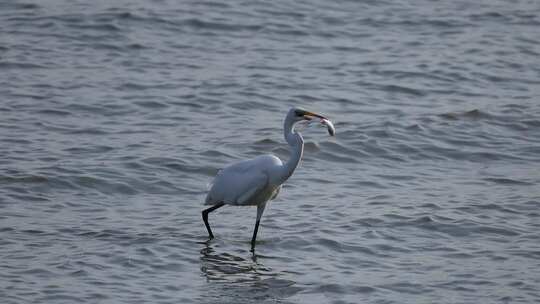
[250,220,261,252]
[251,203,267,252]
[202,203,224,239]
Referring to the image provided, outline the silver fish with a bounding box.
[321,118,335,136]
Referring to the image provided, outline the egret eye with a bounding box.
[294,110,304,117]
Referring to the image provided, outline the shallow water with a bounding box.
[2,0,540,303]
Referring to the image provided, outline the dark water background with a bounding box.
[2,0,540,303]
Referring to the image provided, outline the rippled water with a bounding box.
[2,0,540,303]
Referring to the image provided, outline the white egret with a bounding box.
[202,107,335,251]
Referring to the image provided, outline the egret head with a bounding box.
[288,107,335,136]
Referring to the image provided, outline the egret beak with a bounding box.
[301,111,326,120]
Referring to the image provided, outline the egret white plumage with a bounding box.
[203,107,335,251]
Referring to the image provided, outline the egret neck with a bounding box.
[279,114,304,184]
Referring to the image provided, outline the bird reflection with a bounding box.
[200,243,269,284]
[198,243,301,303]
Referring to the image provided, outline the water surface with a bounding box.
[1,0,540,303]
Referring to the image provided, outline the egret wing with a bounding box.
[235,173,268,205]
[205,160,269,206]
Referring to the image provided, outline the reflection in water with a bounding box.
[199,243,300,304]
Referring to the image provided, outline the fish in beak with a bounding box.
[295,109,336,136]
